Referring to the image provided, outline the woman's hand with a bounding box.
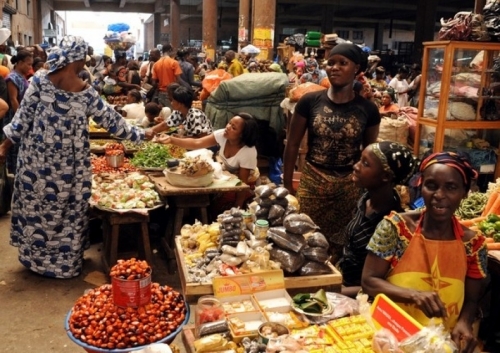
[154,117,164,125]
[410,290,447,319]
[451,320,476,353]
[153,133,171,144]
[144,129,155,140]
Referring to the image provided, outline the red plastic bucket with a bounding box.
[112,272,152,308]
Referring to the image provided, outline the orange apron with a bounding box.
[386,213,467,329]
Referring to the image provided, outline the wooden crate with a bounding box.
[175,237,342,303]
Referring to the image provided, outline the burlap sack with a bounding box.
[377,116,410,146]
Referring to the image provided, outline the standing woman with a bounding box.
[0,36,145,278]
[3,49,33,174]
[388,65,411,107]
[283,43,380,262]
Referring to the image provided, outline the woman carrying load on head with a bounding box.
[283,43,381,262]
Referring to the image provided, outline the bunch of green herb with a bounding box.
[130,142,173,168]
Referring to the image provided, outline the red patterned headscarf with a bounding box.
[419,151,478,192]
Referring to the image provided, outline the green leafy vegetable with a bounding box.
[130,142,173,168]
[292,289,329,314]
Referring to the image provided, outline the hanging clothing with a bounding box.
[367,211,488,328]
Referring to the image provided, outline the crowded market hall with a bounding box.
[4,0,500,352]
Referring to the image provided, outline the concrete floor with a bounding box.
[0,211,192,353]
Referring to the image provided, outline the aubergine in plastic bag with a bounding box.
[284,205,298,217]
[306,232,329,249]
[269,204,286,220]
[303,246,330,263]
[230,207,242,217]
[255,205,270,219]
[267,227,306,253]
[283,213,319,234]
[257,197,274,208]
[255,185,274,198]
[299,261,333,276]
[274,197,289,208]
[220,228,242,238]
[222,215,243,224]
[269,216,284,227]
[273,186,289,199]
[269,247,305,273]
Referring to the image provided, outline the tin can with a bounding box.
[254,219,269,239]
[112,271,152,308]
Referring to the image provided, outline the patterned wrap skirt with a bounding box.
[296,161,361,261]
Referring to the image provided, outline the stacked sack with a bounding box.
[267,213,334,276]
[253,185,298,226]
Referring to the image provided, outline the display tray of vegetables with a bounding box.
[130,142,186,171]
[91,172,162,210]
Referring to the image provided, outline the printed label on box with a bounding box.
[370,294,422,342]
[213,270,285,297]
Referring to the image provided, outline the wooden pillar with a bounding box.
[154,13,162,46]
[252,0,276,60]
[412,0,437,64]
[170,0,180,48]
[238,0,251,51]
[474,0,487,14]
[202,0,217,62]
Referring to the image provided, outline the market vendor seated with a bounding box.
[142,102,172,128]
[102,50,141,96]
[361,152,488,352]
[154,112,259,209]
[146,86,212,138]
[378,90,400,118]
[337,141,418,298]
[118,89,145,122]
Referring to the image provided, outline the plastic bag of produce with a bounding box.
[269,204,286,220]
[269,247,305,273]
[372,329,399,353]
[283,213,319,234]
[398,321,457,353]
[267,227,307,253]
[299,261,332,276]
[303,246,330,263]
[305,232,329,249]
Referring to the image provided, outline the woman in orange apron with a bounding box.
[362,152,488,353]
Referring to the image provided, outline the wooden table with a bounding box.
[148,173,250,272]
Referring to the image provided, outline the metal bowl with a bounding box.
[106,153,124,168]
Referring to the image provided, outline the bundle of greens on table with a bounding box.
[292,289,329,314]
[130,142,185,168]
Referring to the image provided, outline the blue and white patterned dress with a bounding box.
[3,70,145,278]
